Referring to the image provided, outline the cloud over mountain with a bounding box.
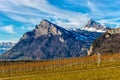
[0,25,15,34]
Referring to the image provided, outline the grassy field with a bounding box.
[1,53,120,80]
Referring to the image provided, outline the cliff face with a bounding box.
[88,28,120,55]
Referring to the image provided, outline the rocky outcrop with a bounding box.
[107,28,120,34]
[87,28,120,55]
[87,45,94,56]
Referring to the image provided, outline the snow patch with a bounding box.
[81,27,105,32]
[59,37,64,43]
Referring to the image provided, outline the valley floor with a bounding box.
[1,53,120,80]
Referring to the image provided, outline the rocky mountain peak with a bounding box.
[39,19,51,27]
[87,19,94,26]
[34,19,64,37]
[21,20,65,40]
[83,19,106,32]
[85,19,103,28]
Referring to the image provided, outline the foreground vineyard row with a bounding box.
[1,53,120,80]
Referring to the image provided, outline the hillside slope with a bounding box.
[88,28,120,55]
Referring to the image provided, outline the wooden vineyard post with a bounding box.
[97,51,101,67]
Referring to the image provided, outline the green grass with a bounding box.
[1,54,120,80]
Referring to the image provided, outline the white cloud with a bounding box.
[97,18,120,28]
[20,25,35,30]
[51,14,89,28]
[0,0,90,28]
[87,1,98,12]
[87,0,104,18]
[0,0,120,28]
[0,25,15,33]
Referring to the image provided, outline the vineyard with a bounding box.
[1,53,120,80]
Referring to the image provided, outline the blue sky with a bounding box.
[0,0,120,42]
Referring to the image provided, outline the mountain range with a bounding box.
[0,42,15,55]
[0,19,105,60]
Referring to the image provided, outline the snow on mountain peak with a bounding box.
[81,27,106,32]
